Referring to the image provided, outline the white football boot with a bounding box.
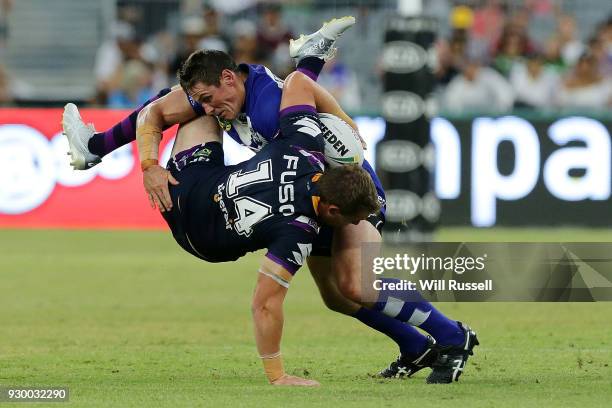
[62,103,101,170]
[289,16,356,62]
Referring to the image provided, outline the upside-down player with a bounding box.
[63,18,479,383]
[151,104,378,385]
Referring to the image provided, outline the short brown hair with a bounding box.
[317,165,380,216]
[177,49,238,90]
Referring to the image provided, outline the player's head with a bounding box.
[178,49,245,120]
[316,165,381,228]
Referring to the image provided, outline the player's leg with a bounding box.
[307,256,360,315]
[308,255,436,378]
[291,16,356,82]
[62,87,173,169]
[331,220,478,380]
[332,221,466,344]
[170,115,222,158]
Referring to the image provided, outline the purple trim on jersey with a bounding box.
[289,219,318,234]
[292,145,326,170]
[279,105,317,118]
[297,67,318,81]
[186,93,205,116]
[174,144,202,163]
[265,252,299,275]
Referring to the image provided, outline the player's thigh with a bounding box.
[307,256,360,315]
[171,116,222,157]
[331,220,382,303]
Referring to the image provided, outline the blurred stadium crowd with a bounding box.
[0,0,610,114]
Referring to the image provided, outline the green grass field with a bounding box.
[2,228,612,407]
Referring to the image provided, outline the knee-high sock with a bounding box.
[353,307,428,357]
[296,57,325,81]
[374,278,464,346]
[88,87,172,157]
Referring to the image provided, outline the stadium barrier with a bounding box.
[1,109,611,228]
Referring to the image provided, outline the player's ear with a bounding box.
[221,69,234,86]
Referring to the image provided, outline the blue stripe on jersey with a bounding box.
[228,63,387,208]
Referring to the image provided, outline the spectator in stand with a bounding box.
[169,16,207,78]
[231,19,265,65]
[593,18,612,76]
[557,52,612,111]
[0,0,12,51]
[443,56,514,114]
[470,0,506,58]
[436,29,469,85]
[201,3,230,52]
[256,2,293,63]
[107,59,155,109]
[94,22,143,104]
[556,14,585,66]
[588,36,607,75]
[543,36,568,73]
[0,64,13,105]
[317,55,362,111]
[492,22,534,77]
[509,52,559,109]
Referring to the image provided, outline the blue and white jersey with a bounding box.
[223,64,285,150]
[185,63,386,210]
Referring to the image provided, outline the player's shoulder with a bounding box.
[242,63,284,89]
[257,213,320,242]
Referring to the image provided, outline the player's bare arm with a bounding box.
[281,71,365,148]
[253,257,320,386]
[136,87,217,212]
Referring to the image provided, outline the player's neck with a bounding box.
[238,71,248,83]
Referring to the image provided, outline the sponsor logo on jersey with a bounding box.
[215,184,232,230]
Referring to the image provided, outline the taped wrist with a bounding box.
[260,352,285,383]
[140,159,159,172]
[136,123,162,163]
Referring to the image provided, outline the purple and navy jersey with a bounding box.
[185,63,386,208]
[163,130,326,275]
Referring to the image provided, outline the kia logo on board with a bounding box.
[381,91,424,123]
[377,139,421,173]
[381,41,427,74]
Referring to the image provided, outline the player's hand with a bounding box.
[271,374,320,386]
[143,165,179,212]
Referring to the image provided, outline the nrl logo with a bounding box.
[193,148,212,158]
[216,116,232,131]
